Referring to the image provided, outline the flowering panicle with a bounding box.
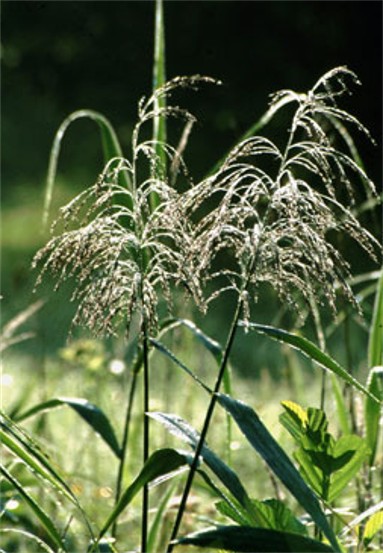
[185,67,380,321]
[33,77,215,336]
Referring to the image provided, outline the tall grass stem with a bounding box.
[166,295,244,552]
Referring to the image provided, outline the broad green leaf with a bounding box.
[175,525,334,552]
[363,510,383,547]
[0,466,65,551]
[149,411,250,509]
[245,323,380,403]
[16,397,121,459]
[365,365,383,465]
[216,498,307,536]
[368,269,383,368]
[216,394,340,552]
[44,109,129,226]
[98,448,189,541]
[328,436,369,502]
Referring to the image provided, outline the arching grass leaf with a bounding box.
[1,413,76,505]
[175,525,334,552]
[98,448,190,541]
[243,323,380,403]
[16,397,121,459]
[44,109,130,226]
[149,411,250,508]
[0,466,66,551]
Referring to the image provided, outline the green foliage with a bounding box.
[15,397,121,459]
[97,448,190,543]
[216,394,340,551]
[175,525,334,552]
[244,323,380,403]
[2,1,382,550]
[281,401,370,503]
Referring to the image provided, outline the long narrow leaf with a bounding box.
[244,322,380,403]
[152,0,166,163]
[175,525,334,552]
[16,397,121,459]
[368,269,383,367]
[0,466,66,551]
[44,109,129,226]
[216,394,340,552]
[98,448,189,541]
[149,411,250,509]
[150,339,211,393]
[0,416,76,505]
[1,528,56,553]
[365,366,383,465]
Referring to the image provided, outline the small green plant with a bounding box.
[2,1,382,552]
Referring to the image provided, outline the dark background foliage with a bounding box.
[1,0,382,366]
[3,0,382,188]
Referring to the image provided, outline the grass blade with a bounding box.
[0,466,66,551]
[149,411,251,508]
[44,109,129,226]
[365,365,383,465]
[98,448,189,541]
[150,338,211,393]
[1,528,57,553]
[244,322,380,403]
[216,393,340,552]
[16,397,121,459]
[175,525,334,552]
[1,414,76,505]
[368,268,383,368]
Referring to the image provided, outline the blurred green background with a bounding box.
[2,0,382,370]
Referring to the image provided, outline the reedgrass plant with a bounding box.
[2,1,382,552]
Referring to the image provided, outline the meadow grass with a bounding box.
[1,1,382,552]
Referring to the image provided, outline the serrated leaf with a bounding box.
[216,393,340,552]
[245,323,380,404]
[16,397,121,459]
[98,448,189,541]
[175,525,334,552]
[363,510,383,547]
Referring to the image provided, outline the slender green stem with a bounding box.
[112,367,139,538]
[166,296,244,552]
[141,318,150,553]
